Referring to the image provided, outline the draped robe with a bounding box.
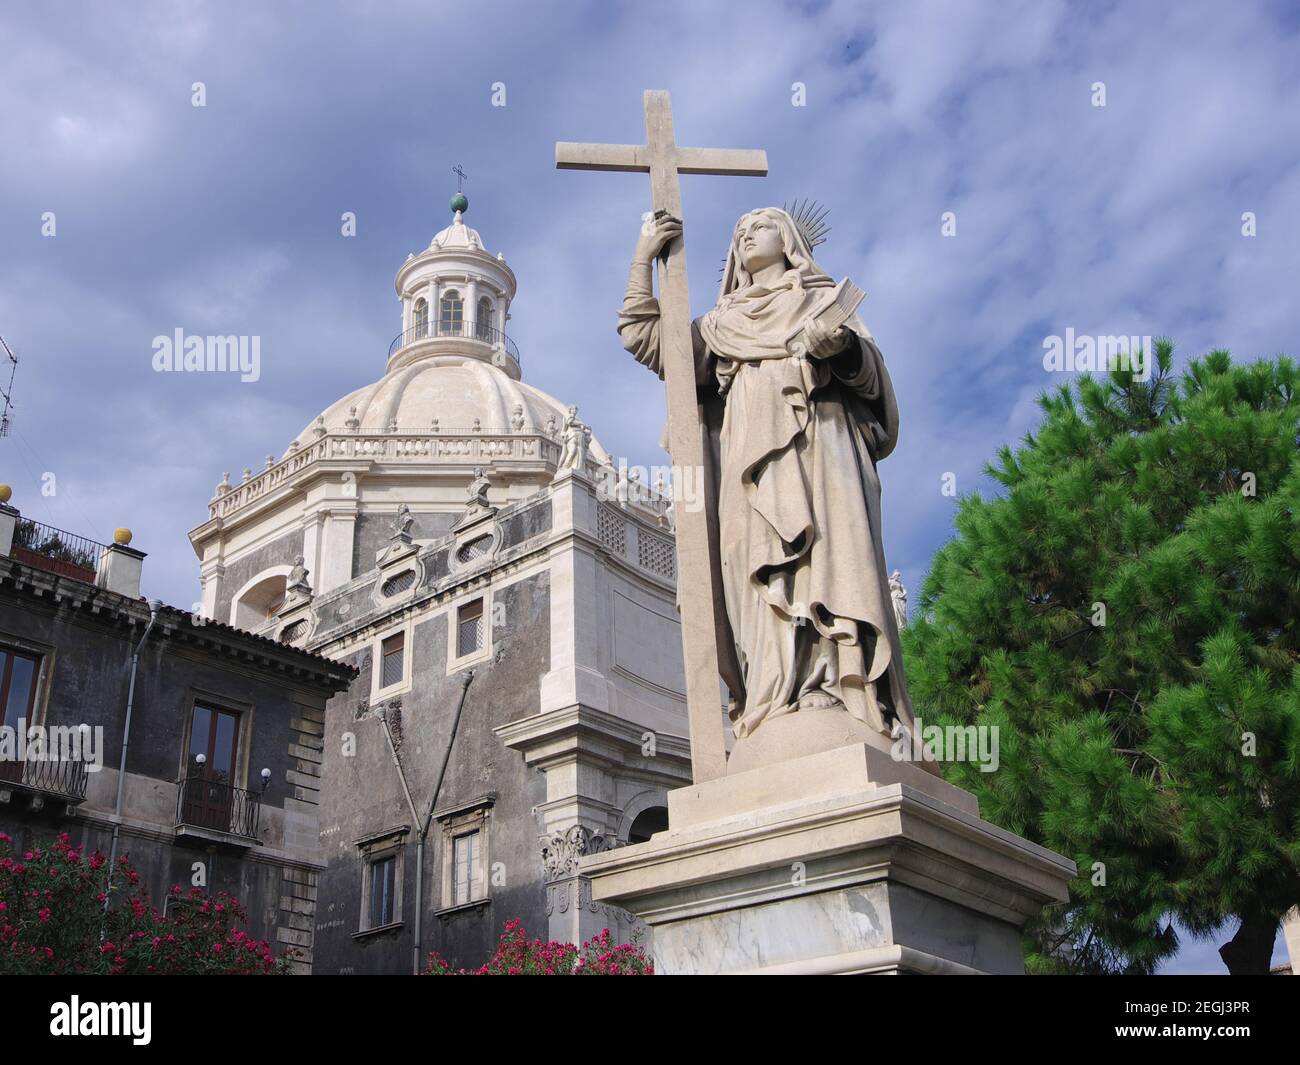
[617,214,917,742]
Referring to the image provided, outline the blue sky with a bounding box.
[1,0,1296,972]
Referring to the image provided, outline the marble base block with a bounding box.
[581,743,1076,974]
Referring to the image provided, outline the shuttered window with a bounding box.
[456,599,483,658]
[369,855,397,928]
[453,831,482,905]
[380,632,405,688]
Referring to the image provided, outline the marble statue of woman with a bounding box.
[890,570,908,631]
[618,207,920,767]
[556,405,589,472]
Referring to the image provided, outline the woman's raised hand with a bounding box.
[635,212,682,263]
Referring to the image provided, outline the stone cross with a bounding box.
[556,90,768,782]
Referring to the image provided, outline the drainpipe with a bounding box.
[104,599,162,912]
[378,668,475,975]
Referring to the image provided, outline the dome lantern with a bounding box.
[391,190,518,378]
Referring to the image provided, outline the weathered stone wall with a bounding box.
[0,588,338,971]
[313,570,552,974]
[352,511,455,580]
[498,499,552,551]
[214,529,303,622]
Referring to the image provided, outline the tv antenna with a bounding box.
[0,336,16,437]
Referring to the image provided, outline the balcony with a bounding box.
[175,777,262,848]
[0,757,90,812]
[11,518,105,584]
[388,318,520,365]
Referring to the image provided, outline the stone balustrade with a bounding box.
[209,430,564,519]
[207,429,674,528]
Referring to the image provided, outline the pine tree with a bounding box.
[903,343,1300,974]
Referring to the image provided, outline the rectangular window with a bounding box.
[437,800,492,910]
[0,647,40,732]
[182,703,242,831]
[0,647,40,784]
[380,632,405,688]
[456,599,483,658]
[439,294,463,333]
[187,703,240,783]
[453,830,482,905]
[369,855,396,928]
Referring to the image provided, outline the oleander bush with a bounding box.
[424,919,653,975]
[0,831,290,974]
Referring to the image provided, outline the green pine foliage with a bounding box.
[903,343,1300,973]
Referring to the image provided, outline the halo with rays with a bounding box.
[783,199,831,249]
[718,200,833,279]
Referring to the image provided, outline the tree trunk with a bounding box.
[1218,912,1278,974]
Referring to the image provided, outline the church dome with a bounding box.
[294,358,611,464]
[282,192,612,460]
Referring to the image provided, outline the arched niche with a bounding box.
[229,568,292,631]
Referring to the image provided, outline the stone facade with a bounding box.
[0,509,356,974]
[186,200,695,973]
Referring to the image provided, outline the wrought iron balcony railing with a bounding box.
[10,518,106,581]
[0,757,90,804]
[176,777,262,842]
[388,319,520,363]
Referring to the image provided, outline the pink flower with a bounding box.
[37,908,51,923]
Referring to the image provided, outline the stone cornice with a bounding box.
[193,430,566,538]
[495,702,691,776]
[306,533,552,656]
[0,557,357,693]
[581,781,1077,926]
[394,243,516,299]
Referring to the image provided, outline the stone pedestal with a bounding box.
[580,743,1076,974]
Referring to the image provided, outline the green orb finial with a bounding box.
[450,192,469,215]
